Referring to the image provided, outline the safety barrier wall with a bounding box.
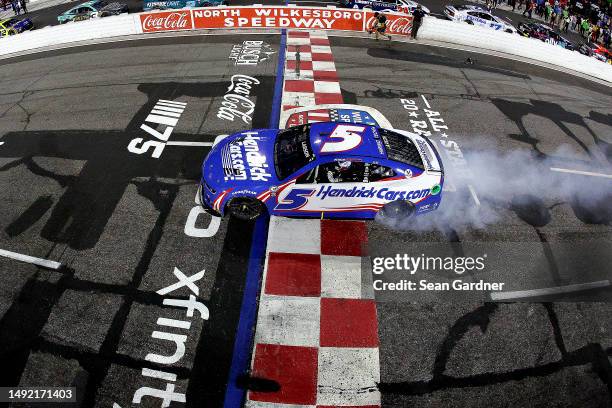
[0,6,610,83]
[0,13,142,55]
[418,17,612,82]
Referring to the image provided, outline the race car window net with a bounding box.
[297,167,317,184]
[274,124,316,180]
[366,163,396,182]
[316,161,367,184]
[379,129,424,171]
[297,162,394,184]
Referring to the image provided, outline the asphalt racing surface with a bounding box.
[0,32,611,407]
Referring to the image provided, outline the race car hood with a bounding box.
[201,129,279,191]
[390,129,443,173]
[100,2,127,11]
[3,18,32,30]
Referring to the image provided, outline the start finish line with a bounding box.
[139,5,413,35]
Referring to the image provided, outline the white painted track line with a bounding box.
[420,94,431,109]
[0,248,62,270]
[490,280,611,301]
[550,167,612,179]
[468,184,481,206]
[166,141,213,147]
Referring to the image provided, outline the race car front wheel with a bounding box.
[226,197,266,221]
[377,200,416,221]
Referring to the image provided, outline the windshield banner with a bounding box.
[139,6,412,35]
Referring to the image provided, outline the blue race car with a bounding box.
[0,17,33,37]
[198,122,444,220]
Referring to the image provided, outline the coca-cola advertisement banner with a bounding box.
[139,6,411,35]
[140,10,194,32]
[364,11,412,36]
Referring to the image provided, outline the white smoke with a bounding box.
[376,144,612,232]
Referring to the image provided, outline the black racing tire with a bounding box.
[378,200,416,221]
[226,197,266,221]
[570,194,612,225]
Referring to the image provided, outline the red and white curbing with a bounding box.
[282,30,344,112]
[246,30,380,408]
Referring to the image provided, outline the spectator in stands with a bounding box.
[523,0,533,18]
[562,10,571,31]
[581,17,591,39]
[570,13,577,31]
[19,0,26,13]
[603,26,611,48]
[368,12,391,41]
[553,2,562,26]
[591,23,600,42]
[536,0,545,16]
[11,0,20,15]
[412,5,426,39]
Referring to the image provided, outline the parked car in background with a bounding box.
[517,22,575,50]
[0,17,33,37]
[339,0,430,14]
[143,0,224,11]
[57,0,128,24]
[578,42,612,64]
[444,4,516,33]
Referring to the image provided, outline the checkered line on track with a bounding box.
[246,30,380,408]
[282,30,344,111]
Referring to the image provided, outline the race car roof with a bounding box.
[309,122,387,160]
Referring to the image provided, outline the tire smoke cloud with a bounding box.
[376,145,612,232]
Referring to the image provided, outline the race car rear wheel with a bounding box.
[226,197,266,221]
[378,200,416,221]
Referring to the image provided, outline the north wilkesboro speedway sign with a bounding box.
[139,6,413,35]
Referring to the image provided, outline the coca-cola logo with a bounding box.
[365,16,412,35]
[217,75,260,123]
[141,12,192,32]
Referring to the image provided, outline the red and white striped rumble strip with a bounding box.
[282,30,344,112]
[247,218,380,407]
